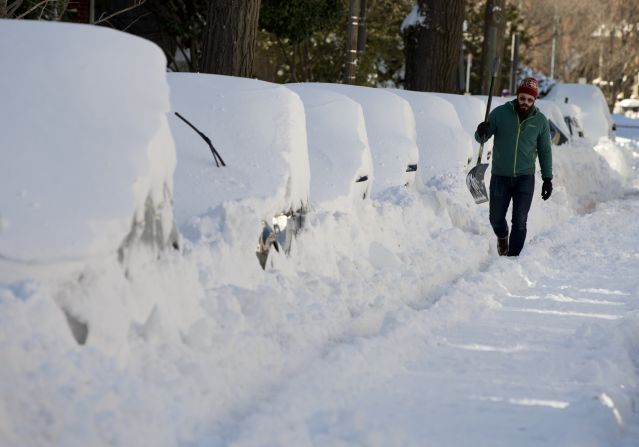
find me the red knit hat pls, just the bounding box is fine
[517,77,539,98]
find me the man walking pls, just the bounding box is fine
[475,77,553,256]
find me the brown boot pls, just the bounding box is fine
[497,236,509,256]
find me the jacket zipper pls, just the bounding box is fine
[513,111,533,176]
[514,122,520,176]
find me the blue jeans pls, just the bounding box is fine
[489,175,535,256]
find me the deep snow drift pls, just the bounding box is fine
[1,21,639,447]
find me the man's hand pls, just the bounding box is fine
[541,178,553,200]
[476,122,491,143]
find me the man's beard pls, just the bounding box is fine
[515,100,532,118]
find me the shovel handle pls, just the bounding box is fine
[476,56,500,166]
[476,143,484,166]
[484,56,500,122]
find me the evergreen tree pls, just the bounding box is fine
[255,0,412,86]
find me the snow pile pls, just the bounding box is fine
[549,140,629,213]
[1,20,639,447]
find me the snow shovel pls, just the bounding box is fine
[466,57,500,204]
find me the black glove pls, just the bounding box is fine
[541,178,553,200]
[476,121,491,143]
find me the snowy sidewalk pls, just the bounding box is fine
[224,196,639,447]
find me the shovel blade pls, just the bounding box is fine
[466,163,489,204]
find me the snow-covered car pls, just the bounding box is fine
[167,73,311,270]
[550,99,585,139]
[616,98,639,116]
[0,20,180,345]
[544,83,615,142]
[306,83,419,197]
[534,99,571,145]
[389,90,474,187]
[0,21,177,270]
[286,84,373,212]
[432,93,489,165]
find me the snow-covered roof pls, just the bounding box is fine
[286,84,373,212]
[0,20,175,267]
[619,98,639,108]
[167,73,310,228]
[432,93,487,137]
[473,95,511,113]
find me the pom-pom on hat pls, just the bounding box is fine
[517,77,539,98]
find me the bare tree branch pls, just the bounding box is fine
[15,0,51,19]
[7,0,25,16]
[121,10,151,32]
[94,0,146,25]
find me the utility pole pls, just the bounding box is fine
[465,53,472,94]
[550,15,558,78]
[344,0,361,84]
[481,0,505,94]
[509,32,520,93]
[357,0,367,55]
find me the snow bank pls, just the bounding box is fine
[545,141,629,213]
[286,84,373,212]
[308,83,419,197]
[0,20,176,270]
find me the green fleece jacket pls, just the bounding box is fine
[474,100,553,179]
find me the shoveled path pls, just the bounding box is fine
[223,196,639,447]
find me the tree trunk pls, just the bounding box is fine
[200,0,261,76]
[480,0,506,95]
[404,0,465,93]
